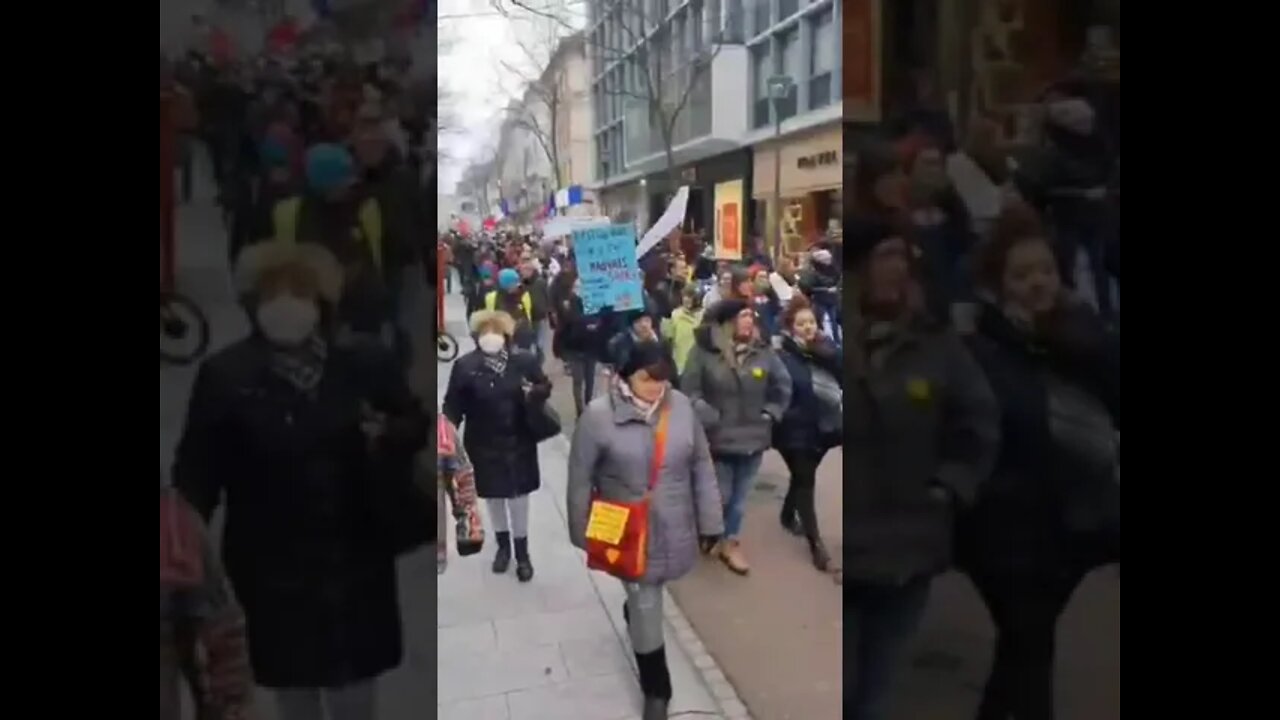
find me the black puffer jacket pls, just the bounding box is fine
[773,334,843,452]
[957,301,1120,575]
[174,337,428,688]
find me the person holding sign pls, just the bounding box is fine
[567,340,724,720]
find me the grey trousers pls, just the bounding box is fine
[275,679,377,720]
[622,582,666,654]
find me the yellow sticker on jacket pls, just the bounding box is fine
[751,367,765,379]
[586,501,631,546]
[906,377,932,402]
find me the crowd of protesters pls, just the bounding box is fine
[161,44,439,720]
[844,74,1121,719]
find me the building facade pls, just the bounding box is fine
[587,0,752,232]
[741,0,843,251]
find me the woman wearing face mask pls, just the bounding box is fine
[956,202,1120,720]
[773,295,843,572]
[443,310,552,582]
[681,300,792,575]
[174,241,430,720]
[842,219,999,720]
[661,284,703,375]
[552,270,607,417]
[567,340,724,720]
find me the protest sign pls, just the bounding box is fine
[572,224,643,314]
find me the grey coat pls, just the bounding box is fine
[567,386,724,585]
[679,325,793,457]
[845,318,1001,585]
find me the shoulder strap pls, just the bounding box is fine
[647,405,672,493]
[272,197,303,244]
[357,198,383,272]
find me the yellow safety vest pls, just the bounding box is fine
[484,290,532,321]
[271,196,384,272]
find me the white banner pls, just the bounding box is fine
[636,186,689,259]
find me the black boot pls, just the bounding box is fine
[779,493,803,537]
[808,537,831,572]
[623,601,630,626]
[635,646,673,720]
[513,537,534,582]
[491,531,511,574]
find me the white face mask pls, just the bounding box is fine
[256,295,319,346]
[477,332,505,355]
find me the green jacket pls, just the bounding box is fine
[662,307,703,374]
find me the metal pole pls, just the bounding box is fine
[772,108,783,265]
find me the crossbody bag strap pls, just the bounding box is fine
[647,405,672,494]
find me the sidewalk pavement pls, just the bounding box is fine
[436,292,743,720]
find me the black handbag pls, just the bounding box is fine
[524,400,562,443]
[368,445,436,556]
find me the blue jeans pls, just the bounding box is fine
[845,576,933,720]
[713,453,764,539]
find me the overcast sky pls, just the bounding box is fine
[437,0,585,195]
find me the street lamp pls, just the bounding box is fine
[767,74,794,264]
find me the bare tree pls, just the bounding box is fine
[496,36,569,189]
[496,0,724,193]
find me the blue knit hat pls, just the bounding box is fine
[305,143,355,194]
[497,268,521,291]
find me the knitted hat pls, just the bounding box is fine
[704,298,750,326]
[304,143,355,194]
[497,268,521,291]
[618,339,673,381]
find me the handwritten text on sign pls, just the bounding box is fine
[572,224,643,314]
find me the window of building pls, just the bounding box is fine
[778,0,798,21]
[776,28,799,121]
[692,1,704,52]
[752,0,770,38]
[752,44,770,128]
[808,7,834,109]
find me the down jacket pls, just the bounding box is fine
[567,386,724,585]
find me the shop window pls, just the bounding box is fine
[776,29,800,121]
[808,7,834,110]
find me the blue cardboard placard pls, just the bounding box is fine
[572,224,643,314]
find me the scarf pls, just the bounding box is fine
[269,334,328,393]
[483,347,509,375]
[615,375,666,421]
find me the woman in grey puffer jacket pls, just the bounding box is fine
[567,340,724,720]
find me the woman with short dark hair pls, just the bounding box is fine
[958,201,1120,720]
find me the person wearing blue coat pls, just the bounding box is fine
[773,295,843,572]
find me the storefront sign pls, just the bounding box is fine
[572,224,643,314]
[797,151,839,170]
[714,180,744,261]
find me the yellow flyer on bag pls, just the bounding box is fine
[585,501,631,546]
